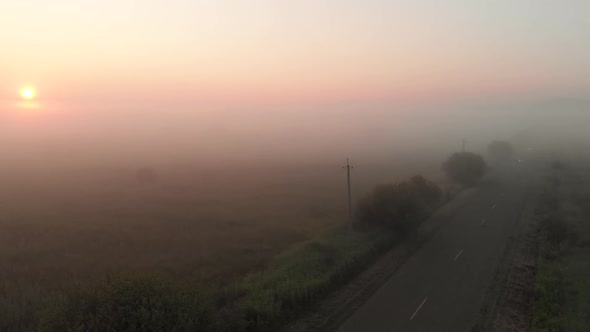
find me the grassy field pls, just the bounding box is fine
[0,160,441,330]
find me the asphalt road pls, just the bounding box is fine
[337,165,534,332]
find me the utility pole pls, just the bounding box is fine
[343,158,353,228]
[462,138,466,153]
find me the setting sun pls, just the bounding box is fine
[20,87,36,100]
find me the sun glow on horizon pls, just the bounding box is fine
[20,87,36,100]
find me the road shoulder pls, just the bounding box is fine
[472,184,539,331]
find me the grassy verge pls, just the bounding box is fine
[562,247,590,331]
[532,168,590,332]
[233,226,397,331]
[531,172,567,331]
[560,171,590,331]
[532,230,565,331]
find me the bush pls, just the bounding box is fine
[355,175,442,231]
[442,152,487,186]
[39,273,212,332]
[409,175,443,206]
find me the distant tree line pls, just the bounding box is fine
[356,145,495,232]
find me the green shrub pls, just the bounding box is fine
[442,152,487,186]
[409,175,443,207]
[355,175,441,231]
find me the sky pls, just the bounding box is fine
[1,0,589,106]
[1,1,589,167]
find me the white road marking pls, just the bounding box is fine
[410,297,428,320]
[491,203,497,209]
[454,249,463,261]
[481,218,486,225]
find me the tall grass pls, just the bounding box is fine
[531,171,568,331]
[532,236,565,331]
[39,273,213,332]
[40,226,397,332]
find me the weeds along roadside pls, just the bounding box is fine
[531,163,583,332]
